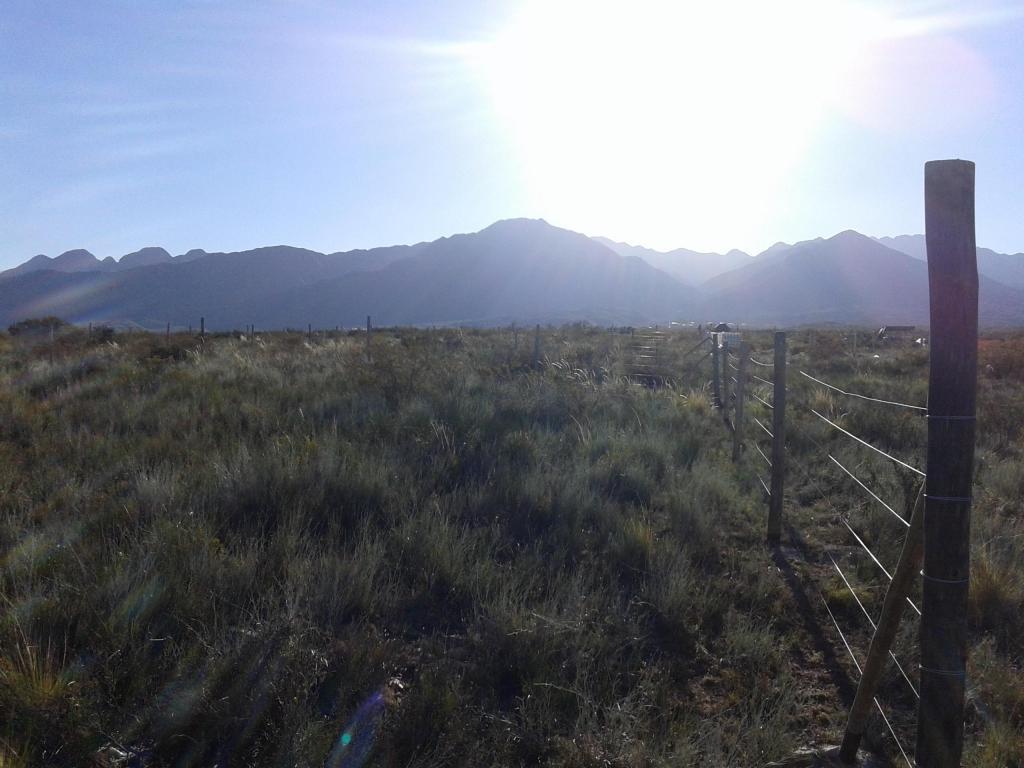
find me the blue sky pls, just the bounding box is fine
[2,0,1023,269]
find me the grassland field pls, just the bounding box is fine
[1,324,1021,767]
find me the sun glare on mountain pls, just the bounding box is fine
[466,0,875,249]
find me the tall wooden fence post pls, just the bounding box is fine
[916,158,978,768]
[166,322,170,340]
[732,342,748,462]
[200,316,205,337]
[711,336,721,408]
[533,324,541,369]
[767,331,786,544]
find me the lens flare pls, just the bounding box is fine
[325,685,392,768]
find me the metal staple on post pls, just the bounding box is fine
[916,158,978,768]
[767,331,786,544]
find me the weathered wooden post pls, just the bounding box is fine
[732,343,748,461]
[767,331,786,544]
[916,159,978,768]
[840,489,924,763]
[366,315,372,361]
[166,322,170,340]
[533,324,541,369]
[308,323,312,342]
[711,335,721,408]
[200,316,205,337]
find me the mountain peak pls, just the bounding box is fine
[481,217,551,233]
[120,246,172,268]
[829,229,871,243]
[55,248,97,261]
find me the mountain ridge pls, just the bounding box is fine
[1,220,1021,329]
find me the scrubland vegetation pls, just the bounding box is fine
[0,325,1021,766]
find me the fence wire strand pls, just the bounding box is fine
[828,455,911,528]
[827,554,920,699]
[800,370,927,413]
[843,520,894,581]
[821,597,915,768]
[753,440,772,469]
[809,408,925,477]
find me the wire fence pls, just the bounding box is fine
[713,332,930,766]
[690,161,980,767]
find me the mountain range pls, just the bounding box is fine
[1,219,1021,329]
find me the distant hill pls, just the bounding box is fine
[875,234,1024,290]
[593,237,751,285]
[1,245,219,281]
[0,220,696,329]
[0,249,107,280]
[0,242,427,328]
[1,223,1021,329]
[700,231,1024,326]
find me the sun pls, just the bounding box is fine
[467,0,876,250]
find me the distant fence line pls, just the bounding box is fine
[704,160,977,767]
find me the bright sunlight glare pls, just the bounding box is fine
[466,0,879,251]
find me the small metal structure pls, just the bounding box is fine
[876,325,915,343]
[626,327,669,386]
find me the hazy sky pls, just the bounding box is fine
[2,0,1023,268]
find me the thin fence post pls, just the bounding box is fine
[533,324,541,369]
[166,322,170,340]
[767,331,786,544]
[200,316,205,337]
[722,340,732,421]
[711,336,721,408]
[916,158,978,768]
[308,323,312,342]
[732,342,748,462]
[366,315,372,361]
